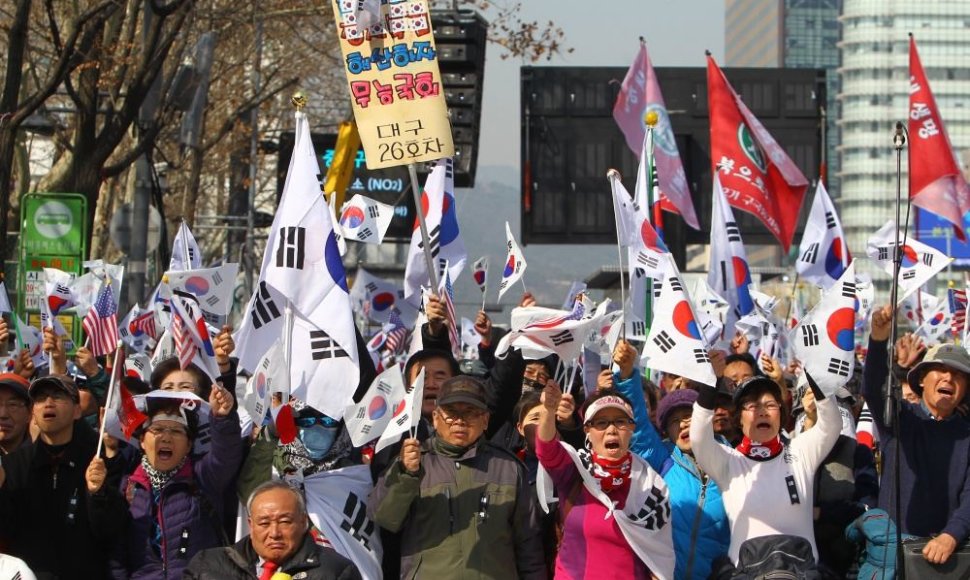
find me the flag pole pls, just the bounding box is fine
[407,163,439,290]
[96,341,124,458]
[180,219,191,268]
[282,301,294,403]
[785,272,800,329]
[607,169,628,341]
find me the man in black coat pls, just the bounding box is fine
[185,480,360,580]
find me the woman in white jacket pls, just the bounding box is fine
[689,373,841,565]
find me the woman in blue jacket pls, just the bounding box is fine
[611,341,730,579]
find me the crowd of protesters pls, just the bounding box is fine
[1,290,969,580]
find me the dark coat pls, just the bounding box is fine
[183,533,362,580]
[106,411,244,580]
[0,420,123,580]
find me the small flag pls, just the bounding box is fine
[498,222,527,301]
[866,221,952,303]
[345,365,407,447]
[170,221,203,271]
[375,368,424,454]
[338,194,395,244]
[472,257,488,293]
[795,181,850,289]
[82,283,120,357]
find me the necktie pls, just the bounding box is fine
[259,560,279,580]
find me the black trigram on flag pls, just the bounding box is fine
[418,224,442,259]
[841,281,856,299]
[205,295,219,307]
[653,330,676,353]
[310,330,349,360]
[693,348,710,364]
[633,267,646,279]
[825,211,836,229]
[902,270,916,281]
[923,253,934,267]
[341,494,377,551]
[550,330,573,346]
[275,226,306,269]
[802,324,819,347]
[726,221,741,243]
[670,277,684,293]
[356,227,374,240]
[360,423,372,435]
[877,247,890,261]
[252,282,281,329]
[367,205,380,219]
[632,485,670,530]
[637,251,659,270]
[801,242,819,265]
[827,357,851,377]
[212,271,223,285]
[653,280,663,299]
[629,320,647,337]
[365,282,378,293]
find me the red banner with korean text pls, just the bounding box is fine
[706,55,808,252]
[909,34,970,241]
[332,0,454,169]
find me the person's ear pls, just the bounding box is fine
[72,404,82,420]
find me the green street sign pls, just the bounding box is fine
[22,194,86,256]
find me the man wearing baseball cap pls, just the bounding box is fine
[0,374,115,578]
[370,376,545,579]
[0,373,31,455]
[864,305,970,565]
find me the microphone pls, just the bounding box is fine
[893,121,906,149]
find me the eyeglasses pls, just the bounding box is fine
[586,418,635,431]
[740,401,781,413]
[147,425,189,438]
[295,416,339,429]
[666,415,691,428]
[32,391,74,403]
[0,400,28,411]
[437,408,486,424]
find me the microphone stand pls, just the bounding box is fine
[883,121,909,579]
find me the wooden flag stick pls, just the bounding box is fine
[96,341,125,458]
[407,163,439,290]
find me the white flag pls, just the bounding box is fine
[494,300,596,364]
[124,353,153,383]
[460,317,482,359]
[707,175,755,333]
[692,278,729,346]
[243,340,288,425]
[642,257,717,387]
[0,281,11,313]
[795,182,849,289]
[170,221,203,272]
[338,194,394,244]
[151,329,176,368]
[165,263,239,323]
[791,262,857,396]
[854,274,875,331]
[345,365,406,447]
[866,221,952,304]
[403,158,467,306]
[375,368,424,454]
[498,221,527,301]
[303,465,383,580]
[609,169,639,247]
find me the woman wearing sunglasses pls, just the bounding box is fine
[536,382,675,579]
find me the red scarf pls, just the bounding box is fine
[591,452,632,497]
[736,435,783,460]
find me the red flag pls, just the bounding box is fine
[118,382,148,439]
[909,35,970,241]
[613,42,700,230]
[706,55,809,252]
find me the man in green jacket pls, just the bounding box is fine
[369,375,546,579]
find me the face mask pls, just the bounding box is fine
[299,424,338,460]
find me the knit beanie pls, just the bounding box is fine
[656,388,699,430]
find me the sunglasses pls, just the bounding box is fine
[295,415,339,429]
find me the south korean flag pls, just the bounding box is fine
[338,194,395,244]
[795,182,849,289]
[790,262,857,396]
[641,256,716,387]
[866,220,952,303]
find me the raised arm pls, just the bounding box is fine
[689,384,734,488]
[612,341,668,472]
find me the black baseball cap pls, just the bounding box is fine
[29,374,81,404]
[436,376,489,411]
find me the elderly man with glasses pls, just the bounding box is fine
[369,375,546,579]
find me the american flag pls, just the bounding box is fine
[171,310,195,371]
[383,309,409,355]
[949,287,967,337]
[129,310,159,340]
[440,271,462,361]
[82,283,119,356]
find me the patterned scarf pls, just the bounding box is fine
[275,426,354,476]
[141,454,187,491]
[736,435,784,460]
[579,448,633,497]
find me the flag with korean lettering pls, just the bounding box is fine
[350,267,415,326]
[169,291,222,382]
[707,54,808,252]
[82,281,120,357]
[915,297,951,346]
[243,340,288,425]
[866,220,952,303]
[339,194,395,244]
[909,35,970,241]
[642,259,717,387]
[796,182,850,289]
[345,364,406,446]
[791,262,857,396]
[613,42,699,229]
[235,111,360,419]
[708,175,755,335]
[165,263,239,326]
[170,221,203,271]
[498,221,527,301]
[375,368,424,454]
[403,158,466,305]
[303,464,383,580]
[472,256,488,294]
